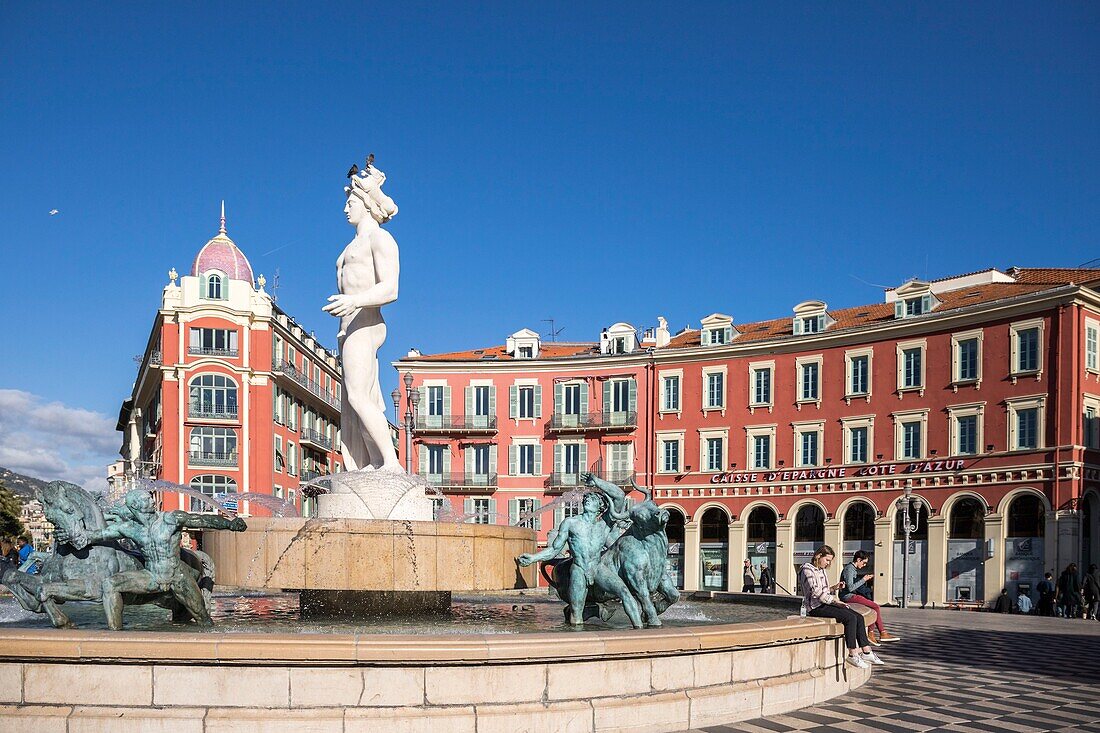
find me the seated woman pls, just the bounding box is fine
[839,550,899,644]
[800,545,884,669]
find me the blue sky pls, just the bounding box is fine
[1,3,1098,485]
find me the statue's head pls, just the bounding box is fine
[345,163,398,225]
[124,490,155,515]
[582,491,608,514]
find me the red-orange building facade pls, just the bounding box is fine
[395,268,1100,606]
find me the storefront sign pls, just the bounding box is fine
[709,459,968,484]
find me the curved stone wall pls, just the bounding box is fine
[0,610,872,732]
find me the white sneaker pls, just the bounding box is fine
[846,655,870,669]
[861,651,885,666]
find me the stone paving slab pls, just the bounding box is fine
[693,609,1100,733]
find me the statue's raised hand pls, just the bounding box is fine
[517,553,535,567]
[323,294,362,318]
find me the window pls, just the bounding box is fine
[425,445,445,476]
[189,426,237,466]
[794,423,822,467]
[611,379,631,413]
[801,316,822,334]
[189,328,239,356]
[511,443,540,476]
[848,354,869,396]
[797,358,821,402]
[706,372,724,408]
[1085,396,1100,449]
[426,386,445,416]
[1016,409,1039,449]
[511,497,541,530]
[700,316,736,347]
[188,475,237,512]
[893,409,928,461]
[953,332,982,384]
[1010,320,1044,377]
[563,383,581,415]
[188,374,238,419]
[518,346,533,359]
[749,362,773,407]
[274,435,284,472]
[849,426,868,463]
[510,382,542,420]
[1007,396,1045,451]
[901,422,922,459]
[287,442,297,475]
[612,337,628,354]
[904,297,928,316]
[956,415,978,455]
[662,439,680,473]
[518,386,536,419]
[746,426,776,470]
[705,437,724,472]
[467,497,494,524]
[469,385,493,426]
[561,443,581,475]
[469,444,491,476]
[896,341,926,392]
[1088,320,1100,373]
[204,273,225,300]
[607,443,632,480]
[709,328,729,345]
[662,375,680,412]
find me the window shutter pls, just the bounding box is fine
[895,301,904,319]
[628,379,638,415]
[817,315,825,332]
[509,498,519,526]
[489,386,497,417]
[579,442,588,472]
[509,445,518,476]
[793,319,802,335]
[488,499,497,524]
[921,294,932,313]
[554,383,563,417]
[443,386,452,419]
[579,382,589,412]
[489,444,498,476]
[534,444,543,475]
[533,504,542,531]
[442,447,451,478]
[554,443,563,474]
[509,385,518,419]
[189,328,200,349]
[230,331,239,351]
[533,385,543,418]
[465,386,474,418]
[465,447,474,476]
[419,445,427,476]
[701,329,710,346]
[199,275,207,298]
[463,498,474,523]
[724,326,733,343]
[602,381,611,414]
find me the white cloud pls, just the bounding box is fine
[0,389,118,491]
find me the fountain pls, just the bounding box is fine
[0,158,872,731]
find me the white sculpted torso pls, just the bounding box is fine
[335,232,388,339]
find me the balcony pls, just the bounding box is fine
[189,346,239,358]
[300,428,334,451]
[414,414,498,434]
[300,469,329,482]
[274,361,340,410]
[546,469,636,493]
[423,472,499,492]
[188,405,239,421]
[188,451,238,467]
[546,411,637,433]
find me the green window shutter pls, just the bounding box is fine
[489,386,497,417]
[534,504,542,532]
[895,301,905,319]
[488,499,497,524]
[509,499,519,526]
[465,447,474,475]
[489,444,498,475]
[554,383,563,417]
[554,443,563,474]
[442,447,451,477]
[463,498,474,523]
[465,387,474,418]
[701,329,710,346]
[533,385,543,418]
[921,294,932,313]
[509,385,518,419]
[816,315,825,332]
[579,382,589,412]
[793,318,802,335]
[628,379,638,414]
[554,506,565,530]
[418,445,427,476]
[509,445,518,476]
[579,442,588,472]
[199,275,207,298]
[534,444,543,475]
[602,381,611,414]
[443,386,452,419]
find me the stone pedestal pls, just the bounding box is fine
[316,468,434,521]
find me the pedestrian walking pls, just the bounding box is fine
[741,559,757,593]
[1083,564,1100,621]
[759,563,773,594]
[1057,564,1084,619]
[1037,572,1056,616]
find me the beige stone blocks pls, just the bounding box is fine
[548,658,651,700]
[426,663,547,705]
[477,700,593,733]
[345,705,477,733]
[760,670,818,717]
[68,706,204,733]
[592,690,691,733]
[360,667,425,706]
[152,665,289,708]
[0,663,22,704]
[687,681,764,728]
[24,664,151,707]
[205,708,344,733]
[0,704,69,733]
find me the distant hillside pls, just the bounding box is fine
[0,467,49,499]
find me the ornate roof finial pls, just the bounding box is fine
[257,273,266,290]
[219,200,227,236]
[168,267,178,284]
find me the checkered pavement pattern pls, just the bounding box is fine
[691,610,1100,733]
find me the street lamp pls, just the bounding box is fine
[394,373,419,474]
[896,485,919,608]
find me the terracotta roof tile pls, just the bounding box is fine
[409,342,597,362]
[1009,268,1100,285]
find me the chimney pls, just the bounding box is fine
[655,316,671,348]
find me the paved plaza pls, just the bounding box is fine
[699,609,1100,733]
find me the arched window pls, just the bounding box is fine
[665,508,685,546]
[1007,494,1045,537]
[747,506,777,544]
[843,502,876,542]
[700,508,729,544]
[188,427,238,466]
[795,505,825,544]
[949,497,985,539]
[188,374,238,419]
[189,474,237,512]
[205,273,225,300]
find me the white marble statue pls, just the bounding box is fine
[323,162,402,472]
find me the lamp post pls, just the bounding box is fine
[897,485,919,608]
[393,373,419,474]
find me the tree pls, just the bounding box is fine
[0,482,25,538]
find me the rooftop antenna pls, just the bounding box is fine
[271,268,281,303]
[542,318,565,342]
[219,200,227,235]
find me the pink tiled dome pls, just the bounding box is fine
[190,232,254,284]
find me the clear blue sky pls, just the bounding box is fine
[0,3,1098,482]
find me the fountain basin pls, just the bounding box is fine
[0,596,874,732]
[203,517,538,615]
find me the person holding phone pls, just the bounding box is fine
[799,545,883,669]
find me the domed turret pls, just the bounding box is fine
[190,202,254,284]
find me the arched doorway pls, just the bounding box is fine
[793,505,825,591]
[746,506,777,592]
[842,502,877,582]
[665,508,686,589]
[700,508,729,591]
[892,500,929,605]
[947,497,986,602]
[1005,493,1046,602]
[1083,491,1100,571]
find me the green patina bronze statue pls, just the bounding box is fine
[57,489,246,630]
[519,474,680,629]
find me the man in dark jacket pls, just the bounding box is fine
[1037,572,1056,616]
[1083,564,1100,621]
[1057,564,1084,618]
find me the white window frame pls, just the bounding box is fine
[656,430,685,474]
[841,415,875,465]
[745,425,777,471]
[947,403,985,457]
[510,437,542,477]
[795,355,822,409]
[511,378,541,422]
[659,369,683,416]
[892,408,929,461]
[844,348,873,405]
[1006,394,1046,451]
[1087,318,1100,376]
[792,420,824,468]
[1084,394,1100,450]
[701,365,728,415]
[748,360,775,414]
[698,428,729,473]
[951,329,984,391]
[895,339,927,397]
[1009,319,1044,383]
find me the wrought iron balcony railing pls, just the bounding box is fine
[300,428,334,451]
[546,411,638,432]
[300,469,329,482]
[188,405,239,420]
[413,414,498,433]
[423,472,499,490]
[274,361,340,410]
[188,451,238,467]
[546,469,636,491]
[188,346,239,357]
